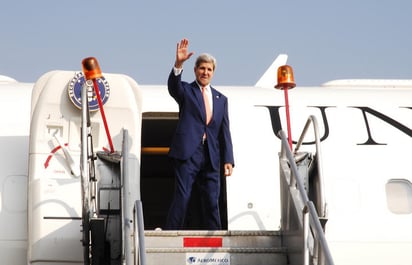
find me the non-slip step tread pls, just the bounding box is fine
[146,247,287,253]
[144,230,281,237]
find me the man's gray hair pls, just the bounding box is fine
[195,53,216,70]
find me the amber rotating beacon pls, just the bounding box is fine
[82,57,115,153]
[275,65,296,150]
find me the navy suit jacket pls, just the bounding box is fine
[167,69,234,170]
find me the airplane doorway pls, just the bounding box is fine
[140,112,228,230]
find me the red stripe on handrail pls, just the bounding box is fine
[92,79,114,153]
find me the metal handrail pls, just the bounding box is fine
[279,128,334,265]
[134,200,147,265]
[294,115,326,217]
[306,201,334,265]
[122,129,147,265]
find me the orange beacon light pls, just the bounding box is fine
[82,57,103,80]
[81,57,115,153]
[275,65,296,150]
[275,65,296,89]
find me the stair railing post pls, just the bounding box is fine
[303,205,310,265]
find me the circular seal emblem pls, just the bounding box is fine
[67,72,110,111]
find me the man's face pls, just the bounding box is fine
[194,62,214,87]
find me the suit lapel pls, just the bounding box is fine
[191,82,207,122]
[211,87,221,123]
[191,82,222,124]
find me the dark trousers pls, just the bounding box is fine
[165,142,221,230]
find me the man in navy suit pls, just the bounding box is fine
[165,38,234,230]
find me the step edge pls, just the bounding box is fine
[144,230,281,237]
[145,247,288,253]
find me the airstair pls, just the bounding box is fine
[144,230,287,265]
[27,63,334,264]
[139,115,334,265]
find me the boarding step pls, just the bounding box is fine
[144,230,288,265]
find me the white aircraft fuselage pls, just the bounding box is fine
[0,60,412,265]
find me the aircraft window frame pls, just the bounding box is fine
[385,178,412,214]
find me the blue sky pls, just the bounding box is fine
[1,1,412,86]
